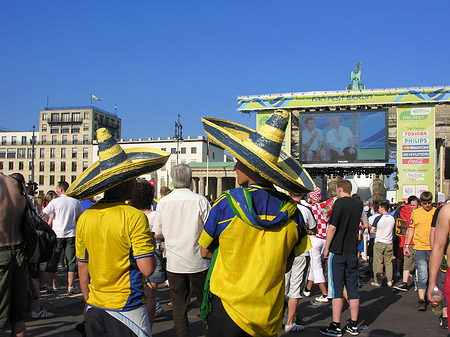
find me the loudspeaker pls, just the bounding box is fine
[445,148,450,179]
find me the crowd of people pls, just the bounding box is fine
[1,109,450,337]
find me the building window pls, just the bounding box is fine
[84,112,90,119]
[61,127,69,134]
[72,162,77,172]
[42,124,47,132]
[83,161,88,170]
[50,148,55,158]
[60,175,65,182]
[61,148,66,158]
[1,136,6,145]
[181,147,186,154]
[72,127,80,133]
[8,162,13,170]
[213,152,215,159]
[21,136,27,145]
[61,161,66,172]
[83,135,89,144]
[62,113,70,122]
[72,148,77,158]
[52,135,57,144]
[161,148,166,152]
[83,123,89,131]
[39,162,44,172]
[7,149,16,159]
[0,162,3,169]
[50,175,55,186]
[71,175,77,183]
[41,135,46,144]
[51,113,59,122]
[11,136,16,145]
[83,148,88,158]
[50,128,59,134]
[40,148,45,158]
[73,135,78,144]
[191,147,197,154]
[17,148,25,159]
[72,112,81,122]
[0,149,5,158]
[39,175,44,185]
[19,162,24,170]
[62,135,67,144]
[50,162,55,172]
[171,148,176,154]
[42,113,48,121]
[28,162,32,170]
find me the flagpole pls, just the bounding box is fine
[206,137,209,198]
[90,94,93,108]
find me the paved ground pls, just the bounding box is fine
[13,262,450,336]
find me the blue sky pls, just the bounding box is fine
[1,1,449,139]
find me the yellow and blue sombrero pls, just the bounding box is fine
[66,128,170,199]
[202,109,315,193]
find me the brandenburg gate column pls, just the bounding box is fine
[199,177,205,196]
[217,177,223,195]
[192,177,198,194]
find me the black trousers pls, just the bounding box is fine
[166,270,208,337]
[206,296,251,337]
[86,308,137,337]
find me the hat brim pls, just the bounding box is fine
[66,147,170,199]
[202,118,315,193]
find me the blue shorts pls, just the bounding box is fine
[328,253,359,300]
[148,248,165,284]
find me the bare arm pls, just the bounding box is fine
[201,246,212,259]
[78,261,90,303]
[136,256,157,278]
[323,224,337,259]
[403,227,415,256]
[427,205,450,305]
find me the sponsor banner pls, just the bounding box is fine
[238,88,450,111]
[397,106,435,201]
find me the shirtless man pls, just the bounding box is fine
[428,203,450,330]
[0,172,27,337]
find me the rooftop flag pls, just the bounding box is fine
[92,94,101,101]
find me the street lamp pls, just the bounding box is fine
[31,125,36,184]
[174,114,183,165]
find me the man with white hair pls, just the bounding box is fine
[154,164,211,337]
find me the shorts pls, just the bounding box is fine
[414,249,431,290]
[328,253,359,300]
[148,248,166,284]
[0,245,28,329]
[285,254,308,298]
[46,237,77,273]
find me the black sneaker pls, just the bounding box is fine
[418,299,426,311]
[344,323,360,336]
[440,315,448,329]
[393,282,408,292]
[320,323,342,337]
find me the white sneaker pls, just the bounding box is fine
[371,282,382,287]
[285,323,305,332]
[31,309,55,319]
[302,288,311,297]
[315,294,329,303]
[387,281,393,287]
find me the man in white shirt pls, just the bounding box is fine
[326,116,356,161]
[43,181,84,295]
[154,164,210,337]
[284,191,317,332]
[302,117,326,161]
[370,201,395,287]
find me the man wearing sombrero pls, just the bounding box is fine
[198,109,314,336]
[67,128,170,337]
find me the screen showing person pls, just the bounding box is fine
[302,117,326,161]
[326,116,357,161]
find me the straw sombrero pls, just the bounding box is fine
[202,109,315,193]
[66,128,170,199]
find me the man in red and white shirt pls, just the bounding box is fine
[303,187,330,303]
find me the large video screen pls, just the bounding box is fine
[299,109,388,164]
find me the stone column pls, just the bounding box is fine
[217,177,223,196]
[199,177,205,196]
[192,177,198,194]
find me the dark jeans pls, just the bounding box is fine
[206,295,251,337]
[167,269,208,337]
